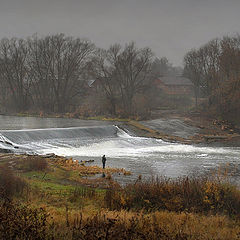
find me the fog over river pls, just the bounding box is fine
[0,115,240,184]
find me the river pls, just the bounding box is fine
[0,115,240,184]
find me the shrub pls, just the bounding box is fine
[0,201,52,240]
[65,212,240,240]
[104,176,240,215]
[0,165,27,199]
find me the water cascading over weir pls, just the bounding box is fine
[0,125,119,153]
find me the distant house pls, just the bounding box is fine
[155,76,194,95]
[85,79,101,93]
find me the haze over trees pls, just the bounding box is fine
[0,34,95,113]
[0,38,30,112]
[184,35,240,122]
[1,33,239,122]
[92,42,155,116]
[0,34,182,118]
[27,34,95,113]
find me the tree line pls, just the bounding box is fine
[2,33,239,121]
[1,34,179,117]
[0,34,95,113]
[184,35,240,121]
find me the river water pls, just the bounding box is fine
[0,115,240,184]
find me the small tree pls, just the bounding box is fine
[0,38,31,111]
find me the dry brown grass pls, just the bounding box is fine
[1,198,240,240]
[2,200,240,240]
[1,154,240,239]
[104,176,240,215]
[42,210,240,240]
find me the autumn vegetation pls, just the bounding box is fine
[0,154,240,239]
[1,33,240,238]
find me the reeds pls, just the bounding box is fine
[104,176,240,215]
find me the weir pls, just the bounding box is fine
[0,125,119,144]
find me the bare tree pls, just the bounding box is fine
[0,38,31,111]
[27,35,55,112]
[91,47,119,115]
[183,49,202,108]
[93,43,155,116]
[184,39,221,107]
[0,59,8,112]
[28,34,95,113]
[111,42,154,114]
[184,34,240,120]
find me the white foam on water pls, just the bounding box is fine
[0,133,14,145]
[38,135,240,158]
[116,126,131,138]
[197,153,208,158]
[3,124,238,161]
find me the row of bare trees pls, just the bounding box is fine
[0,34,160,116]
[0,34,95,113]
[183,35,240,120]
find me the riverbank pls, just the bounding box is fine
[0,153,131,188]
[1,153,240,239]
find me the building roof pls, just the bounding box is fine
[160,76,193,86]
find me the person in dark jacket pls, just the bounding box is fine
[102,155,106,169]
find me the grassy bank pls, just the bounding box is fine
[0,154,240,239]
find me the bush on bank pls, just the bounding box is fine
[1,202,240,240]
[0,201,51,240]
[0,165,27,199]
[104,176,240,215]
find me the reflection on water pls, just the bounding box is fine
[0,115,240,184]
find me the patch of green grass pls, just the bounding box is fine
[22,169,61,182]
[51,166,70,179]
[29,179,75,192]
[22,171,46,178]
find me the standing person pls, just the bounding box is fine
[102,155,106,169]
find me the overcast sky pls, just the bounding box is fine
[0,0,239,66]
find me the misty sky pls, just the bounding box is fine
[0,0,239,66]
